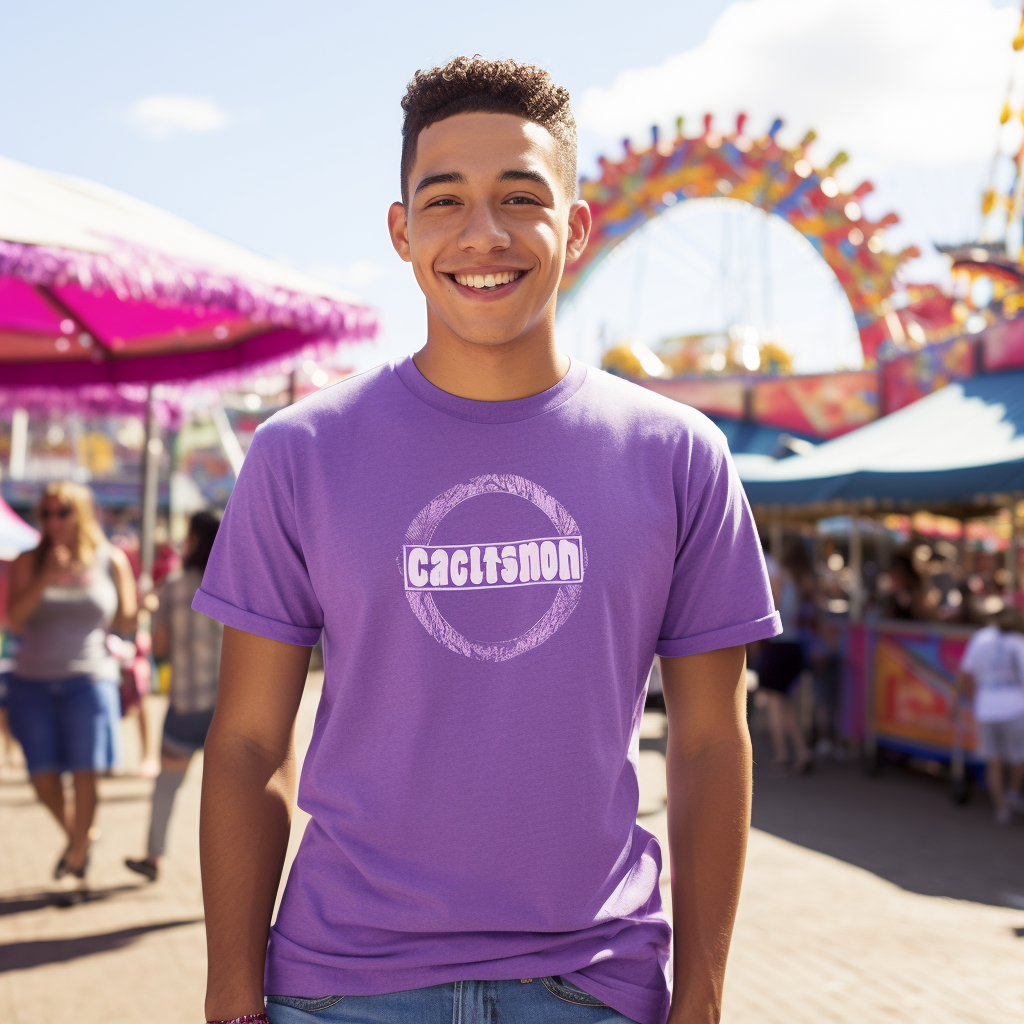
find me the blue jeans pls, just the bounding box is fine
[266,977,638,1023]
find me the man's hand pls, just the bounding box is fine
[201,626,313,1022]
[661,646,751,1024]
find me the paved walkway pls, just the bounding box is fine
[1,678,1022,1023]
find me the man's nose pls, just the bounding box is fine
[458,201,511,252]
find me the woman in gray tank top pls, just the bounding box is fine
[6,481,137,881]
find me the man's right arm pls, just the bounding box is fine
[201,625,313,1021]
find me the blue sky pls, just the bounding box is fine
[3,0,1022,372]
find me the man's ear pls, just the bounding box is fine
[565,200,592,265]
[388,202,412,263]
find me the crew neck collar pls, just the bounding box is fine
[393,354,587,424]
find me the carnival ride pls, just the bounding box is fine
[576,95,1024,443]
[579,14,1024,776]
[571,94,1024,775]
[563,112,918,367]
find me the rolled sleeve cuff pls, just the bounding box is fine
[192,588,322,647]
[656,611,782,658]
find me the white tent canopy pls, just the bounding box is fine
[0,154,359,304]
[737,370,1024,512]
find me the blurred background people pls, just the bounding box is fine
[883,553,930,622]
[761,537,814,773]
[0,564,22,766]
[4,481,137,880]
[956,606,1024,825]
[126,511,222,882]
[109,516,178,777]
[110,626,155,777]
[810,607,844,758]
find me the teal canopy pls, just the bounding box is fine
[735,370,1024,516]
[707,415,815,458]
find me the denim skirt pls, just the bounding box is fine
[6,674,120,775]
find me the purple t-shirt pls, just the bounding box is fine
[194,356,779,1024]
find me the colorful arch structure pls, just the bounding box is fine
[560,114,919,365]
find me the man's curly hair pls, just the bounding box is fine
[400,56,577,206]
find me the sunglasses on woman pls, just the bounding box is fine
[41,507,73,521]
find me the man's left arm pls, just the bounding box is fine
[661,645,751,1024]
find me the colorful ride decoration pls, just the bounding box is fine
[643,377,747,420]
[752,370,878,438]
[981,4,1024,261]
[982,312,1024,371]
[644,318,1024,441]
[644,369,878,439]
[879,335,976,415]
[940,243,1024,329]
[561,113,919,365]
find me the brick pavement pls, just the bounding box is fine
[1,680,1022,1023]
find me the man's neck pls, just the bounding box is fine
[413,322,570,402]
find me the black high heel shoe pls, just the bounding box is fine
[53,840,72,880]
[66,842,92,882]
[124,858,158,882]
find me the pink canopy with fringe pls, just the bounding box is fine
[0,155,378,390]
[0,492,39,560]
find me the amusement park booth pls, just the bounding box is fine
[737,369,1024,784]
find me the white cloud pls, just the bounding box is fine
[577,0,1020,166]
[127,95,229,141]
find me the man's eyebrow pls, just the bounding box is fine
[414,171,467,196]
[498,169,553,190]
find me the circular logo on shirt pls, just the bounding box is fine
[402,474,587,662]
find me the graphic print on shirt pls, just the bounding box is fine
[402,473,587,662]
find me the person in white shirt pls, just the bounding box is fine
[957,607,1024,824]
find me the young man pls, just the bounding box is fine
[196,57,780,1024]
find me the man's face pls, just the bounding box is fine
[389,112,590,349]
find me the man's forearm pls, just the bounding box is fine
[665,727,752,1024]
[200,727,297,1020]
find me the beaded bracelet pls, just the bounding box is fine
[206,1014,269,1024]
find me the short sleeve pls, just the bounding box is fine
[656,434,781,658]
[192,431,323,646]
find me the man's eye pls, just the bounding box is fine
[506,196,539,205]
[427,197,459,208]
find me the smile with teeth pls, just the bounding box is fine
[451,270,524,289]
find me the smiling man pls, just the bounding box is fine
[196,57,780,1024]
